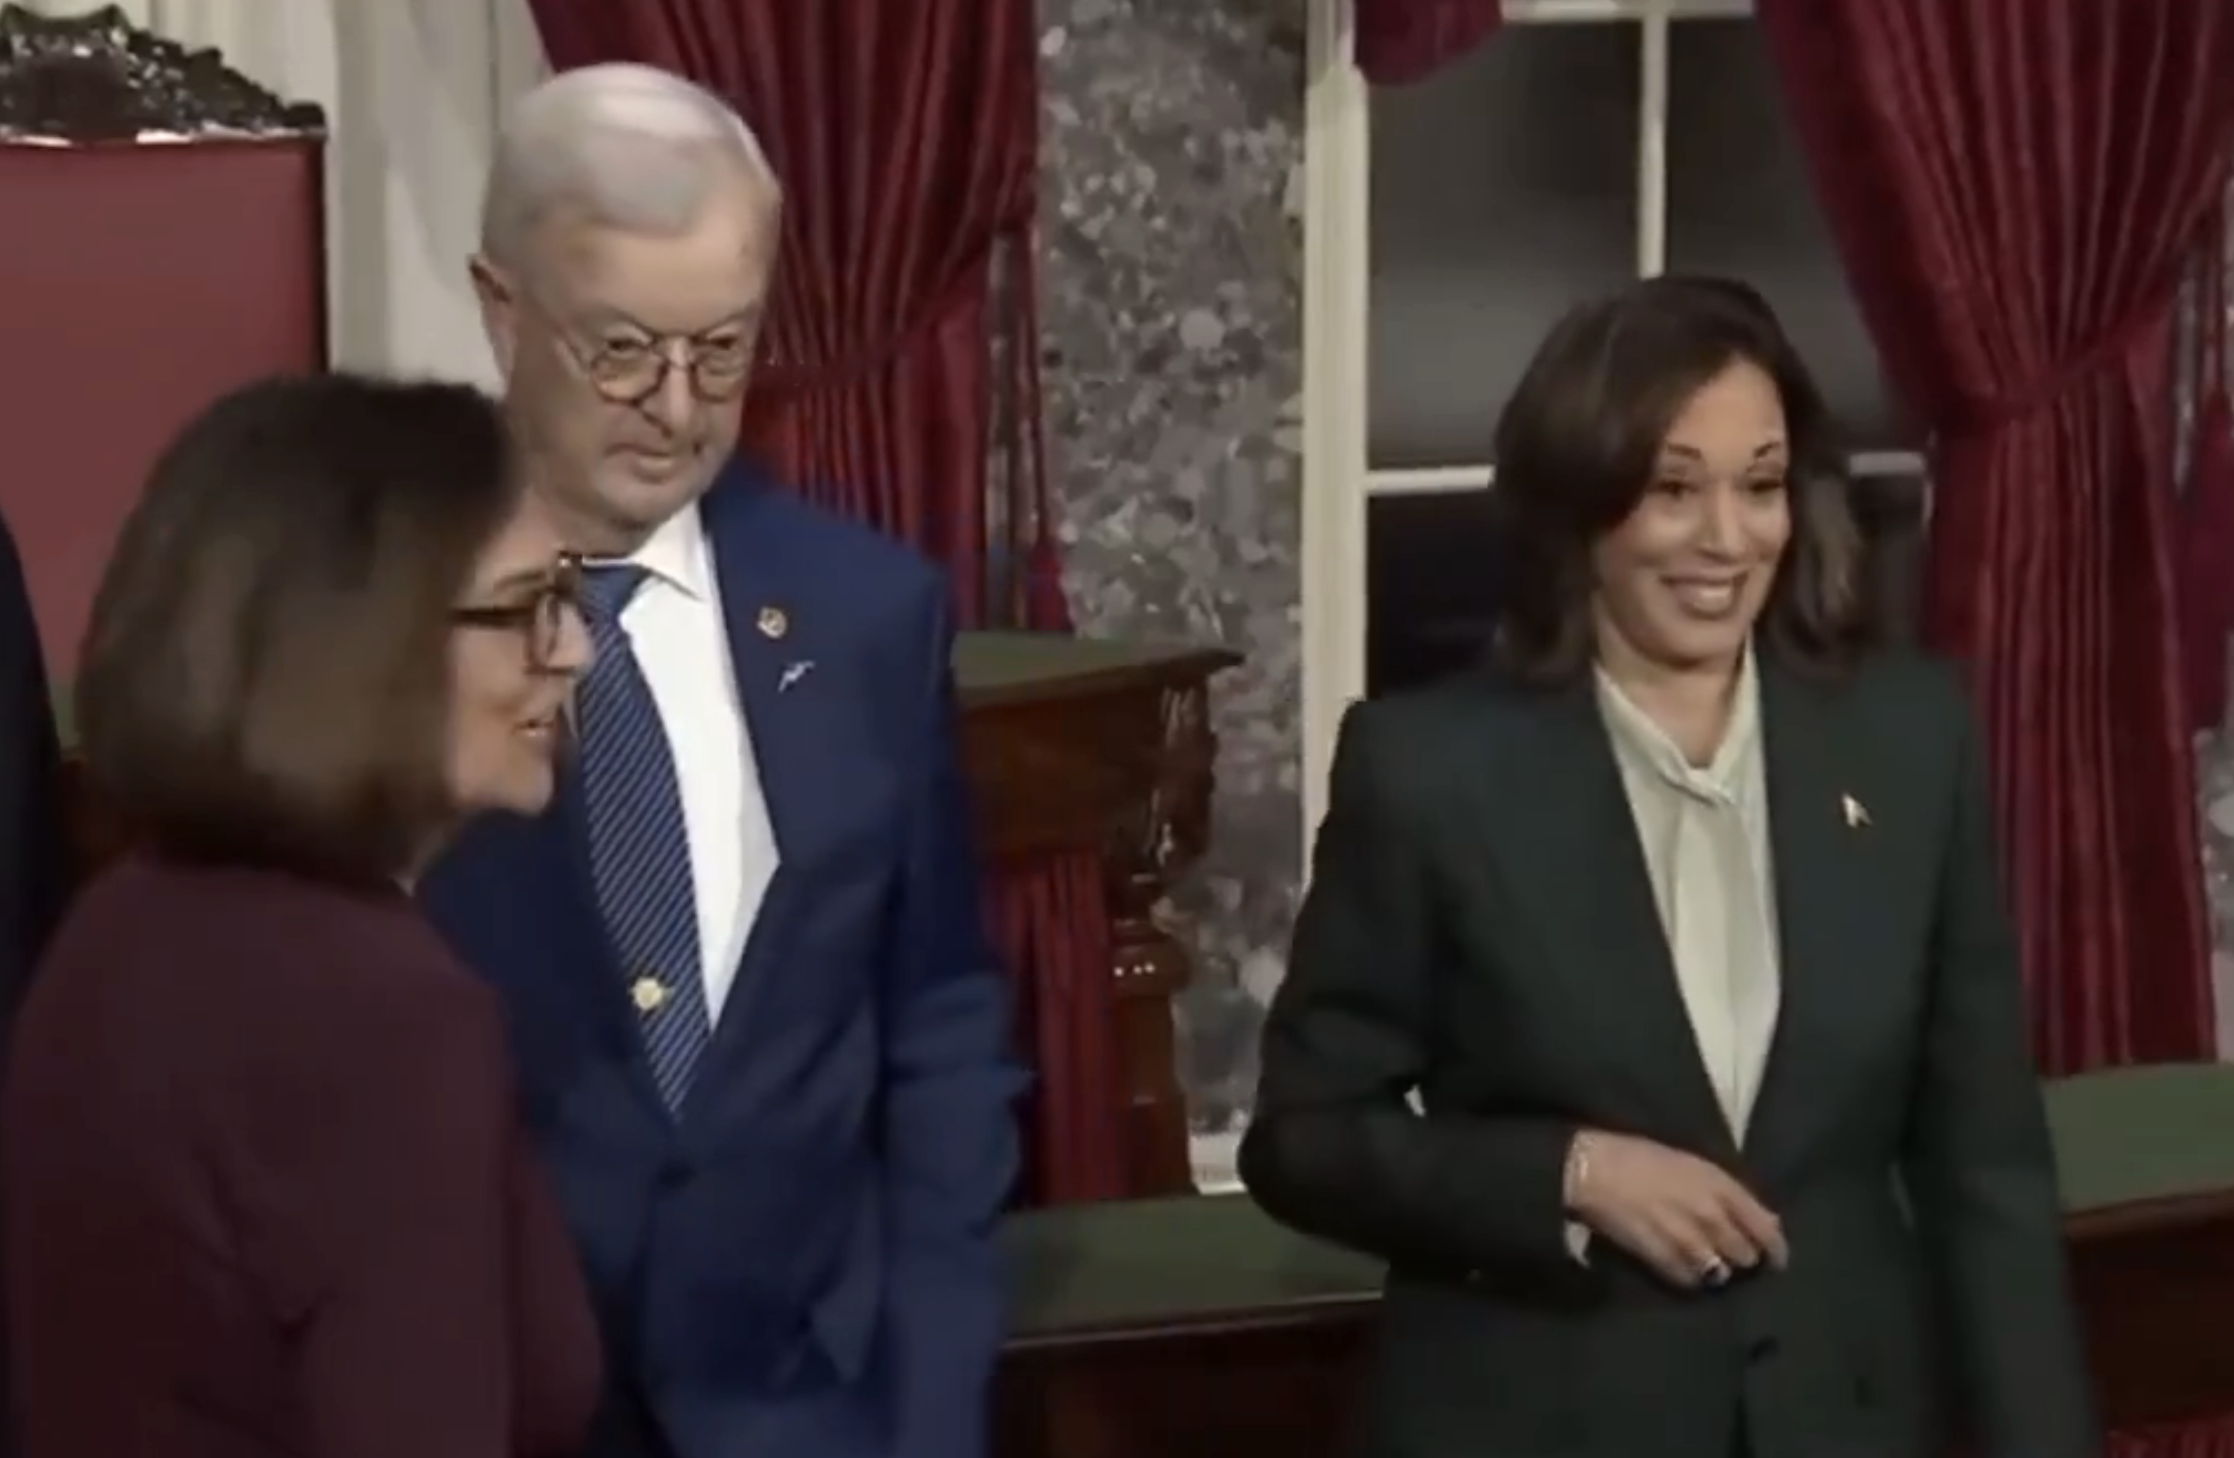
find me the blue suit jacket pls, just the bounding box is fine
[419,460,1023,1458]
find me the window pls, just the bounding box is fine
[1665,19,1915,454]
[1366,25,1639,469]
[1301,0,1928,846]
[1364,488,1507,696]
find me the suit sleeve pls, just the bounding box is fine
[1240,701,1576,1275]
[879,586,1024,1458]
[297,989,520,1458]
[1900,673,2095,1458]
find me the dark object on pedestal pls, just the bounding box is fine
[0,3,327,679]
[994,1066,2234,1458]
[0,4,324,138]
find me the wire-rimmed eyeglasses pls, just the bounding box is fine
[556,328,756,405]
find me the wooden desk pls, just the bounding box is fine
[997,1197,1373,1458]
[60,630,1240,1206]
[956,632,1241,1203]
[996,1067,2234,1458]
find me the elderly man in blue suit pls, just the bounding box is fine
[420,63,1023,1458]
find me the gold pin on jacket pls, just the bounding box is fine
[630,976,668,1013]
[1841,793,1870,829]
[756,605,788,639]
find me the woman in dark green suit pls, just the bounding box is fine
[1242,277,2094,1458]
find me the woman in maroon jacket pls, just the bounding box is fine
[2,374,601,1458]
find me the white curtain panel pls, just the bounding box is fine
[20,0,551,388]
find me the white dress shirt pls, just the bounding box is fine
[612,505,778,1022]
[1595,649,1782,1139]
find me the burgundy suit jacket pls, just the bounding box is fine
[1,856,601,1458]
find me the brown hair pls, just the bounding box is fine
[76,373,519,884]
[1490,275,1876,681]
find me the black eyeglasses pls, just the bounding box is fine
[451,552,584,668]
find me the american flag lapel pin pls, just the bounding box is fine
[1841,793,1870,829]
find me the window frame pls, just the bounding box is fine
[1300,0,1925,853]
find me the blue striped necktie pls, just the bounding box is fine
[577,563,711,1110]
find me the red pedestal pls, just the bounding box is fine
[0,137,325,674]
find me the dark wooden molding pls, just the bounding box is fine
[2064,1185,2234,1242]
[0,3,324,141]
[997,1187,2234,1457]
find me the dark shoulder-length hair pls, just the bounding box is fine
[76,373,520,885]
[1490,275,1876,681]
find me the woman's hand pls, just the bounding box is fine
[1566,1130,1789,1288]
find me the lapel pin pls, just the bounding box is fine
[1841,793,1871,829]
[630,976,669,1013]
[778,659,816,693]
[756,605,788,640]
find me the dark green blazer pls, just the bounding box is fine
[1240,651,2095,1458]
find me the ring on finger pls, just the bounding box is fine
[1697,1255,1731,1287]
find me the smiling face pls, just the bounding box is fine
[443,499,592,817]
[1589,358,1793,678]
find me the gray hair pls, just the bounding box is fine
[480,63,780,269]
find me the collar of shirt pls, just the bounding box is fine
[1594,641,1761,798]
[595,503,713,603]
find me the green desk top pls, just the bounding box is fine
[953,631,1224,690]
[2043,1062,2234,1212]
[1003,1065,2234,1342]
[1004,1194,1379,1341]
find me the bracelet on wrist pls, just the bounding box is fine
[1562,1131,1595,1212]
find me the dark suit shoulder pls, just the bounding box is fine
[723,460,947,610]
[710,462,955,693]
[1838,646,1967,707]
[757,485,944,588]
[52,857,495,1050]
[10,857,512,1299]
[1817,647,1974,758]
[1329,672,1557,827]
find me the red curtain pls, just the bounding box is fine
[1351,0,1503,85]
[988,853,1125,1204]
[2113,1418,2234,1458]
[528,0,1065,630]
[1756,0,2234,1081]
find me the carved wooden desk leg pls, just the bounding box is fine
[1106,682,1222,1197]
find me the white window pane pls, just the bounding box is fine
[1666,19,1918,454]
[1366,488,1506,695]
[1367,25,1641,470]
